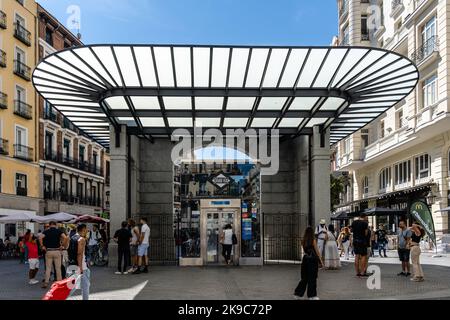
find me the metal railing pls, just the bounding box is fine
[0,138,9,155]
[44,152,103,176]
[14,60,31,81]
[0,11,6,29]
[43,111,57,122]
[14,23,31,46]
[0,49,6,68]
[392,0,403,10]
[14,144,34,162]
[16,187,27,197]
[14,100,33,120]
[411,36,439,64]
[361,33,370,41]
[0,92,7,109]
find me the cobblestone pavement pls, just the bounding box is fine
[1,251,449,300]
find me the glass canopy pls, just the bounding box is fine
[32,45,419,147]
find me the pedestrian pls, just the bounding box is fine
[86,225,102,266]
[133,217,150,274]
[294,227,323,300]
[350,213,369,277]
[127,219,140,273]
[315,219,328,259]
[39,221,68,289]
[324,224,341,269]
[338,227,351,260]
[99,224,109,258]
[364,217,372,274]
[68,225,77,238]
[220,224,234,265]
[397,220,412,277]
[409,222,425,282]
[60,227,69,279]
[114,221,132,275]
[25,234,40,285]
[67,224,90,300]
[370,226,376,257]
[375,224,388,257]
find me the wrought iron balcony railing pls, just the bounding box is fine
[14,144,34,162]
[14,100,33,120]
[43,111,58,122]
[411,36,439,65]
[14,23,31,46]
[0,92,7,109]
[0,49,6,68]
[0,138,9,155]
[44,152,103,176]
[0,11,6,29]
[14,60,31,81]
[392,0,403,10]
[361,33,370,41]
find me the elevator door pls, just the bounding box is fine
[205,211,236,265]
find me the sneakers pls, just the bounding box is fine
[29,279,39,285]
[127,267,135,273]
[411,277,424,282]
[123,271,129,275]
[309,297,320,300]
[114,271,122,275]
[397,272,406,276]
[293,294,303,300]
[405,272,411,277]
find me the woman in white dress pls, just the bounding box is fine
[324,224,341,270]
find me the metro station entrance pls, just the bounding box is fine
[201,199,241,265]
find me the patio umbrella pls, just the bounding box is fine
[331,211,349,221]
[70,215,110,224]
[363,207,407,216]
[0,211,42,224]
[38,212,78,223]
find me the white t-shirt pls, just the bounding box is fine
[131,227,139,245]
[88,230,101,246]
[223,229,233,245]
[140,224,150,245]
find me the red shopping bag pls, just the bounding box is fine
[42,276,78,301]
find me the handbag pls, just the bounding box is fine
[232,234,238,245]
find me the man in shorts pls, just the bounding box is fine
[127,219,140,273]
[25,234,40,285]
[133,217,150,274]
[397,220,412,277]
[351,213,369,277]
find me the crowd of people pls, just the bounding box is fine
[294,213,427,300]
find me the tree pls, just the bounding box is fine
[330,174,346,212]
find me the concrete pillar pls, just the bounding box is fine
[110,125,128,233]
[311,126,331,227]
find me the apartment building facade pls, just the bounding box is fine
[333,0,450,236]
[37,5,110,216]
[0,0,41,238]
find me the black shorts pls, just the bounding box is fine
[398,248,410,262]
[353,241,368,256]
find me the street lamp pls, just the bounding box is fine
[426,190,436,206]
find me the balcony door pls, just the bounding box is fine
[16,47,25,64]
[15,126,27,147]
[45,131,53,159]
[422,16,436,43]
[16,173,27,196]
[15,85,25,103]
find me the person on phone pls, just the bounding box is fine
[294,226,323,300]
[409,222,425,282]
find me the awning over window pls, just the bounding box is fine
[32,45,419,147]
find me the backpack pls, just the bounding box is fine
[68,234,80,266]
[232,234,238,245]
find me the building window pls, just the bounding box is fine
[93,152,98,169]
[362,176,369,196]
[63,139,71,160]
[379,120,385,139]
[45,27,53,46]
[79,145,85,162]
[61,179,69,200]
[45,131,53,159]
[361,129,369,148]
[415,154,430,180]
[44,175,52,199]
[396,109,405,129]
[342,25,349,45]
[15,126,27,147]
[422,74,437,109]
[0,170,2,193]
[16,173,27,196]
[379,167,391,192]
[395,160,411,185]
[343,138,350,154]
[422,16,436,45]
[77,182,83,201]
[448,149,450,175]
[361,15,369,40]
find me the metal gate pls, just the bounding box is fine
[263,213,302,264]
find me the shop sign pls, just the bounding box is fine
[209,172,233,190]
[410,201,436,246]
[242,218,252,241]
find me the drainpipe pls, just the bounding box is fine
[127,133,131,219]
[308,135,313,227]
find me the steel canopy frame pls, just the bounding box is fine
[32,45,419,148]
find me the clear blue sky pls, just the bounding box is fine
[36,0,338,46]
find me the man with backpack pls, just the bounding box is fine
[67,224,90,300]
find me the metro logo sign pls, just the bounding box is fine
[209,172,233,190]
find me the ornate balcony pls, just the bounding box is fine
[14,100,33,120]
[0,138,9,155]
[0,11,6,29]
[14,60,31,81]
[0,92,7,109]
[411,36,439,65]
[14,23,31,46]
[0,49,6,68]
[14,144,34,162]
[391,0,404,18]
